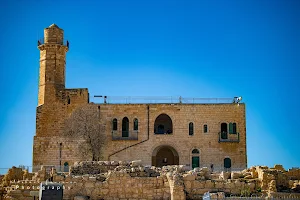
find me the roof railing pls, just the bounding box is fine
[93,96,242,104]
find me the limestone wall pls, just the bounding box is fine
[34,102,247,171]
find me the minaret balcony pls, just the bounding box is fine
[38,37,69,47]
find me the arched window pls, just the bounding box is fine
[122,117,129,137]
[133,118,138,131]
[192,149,200,154]
[189,122,194,135]
[203,124,208,133]
[112,118,118,131]
[229,123,237,134]
[224,158,231,169]
[221,123,227,133]
[221,123,228,139]
[232,123,237,134]
[154,114,173,134]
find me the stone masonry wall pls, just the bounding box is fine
[34,103,247,170]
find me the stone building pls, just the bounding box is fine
[33,24,247,172]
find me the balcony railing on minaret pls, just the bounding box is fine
[37,37,69,48]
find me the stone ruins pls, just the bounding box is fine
[1,162,300,199]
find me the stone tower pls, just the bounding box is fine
[37,24,69,106]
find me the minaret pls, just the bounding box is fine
[37,24,69,106]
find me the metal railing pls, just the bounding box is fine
[219,132,240,143]
[112,130,138,140]
[37,37,69,47]
[93,96,238,104]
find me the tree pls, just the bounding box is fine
[64,104,106,161]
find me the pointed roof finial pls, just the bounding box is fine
[49,24,60,29]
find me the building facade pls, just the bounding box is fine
[33,24,247,172]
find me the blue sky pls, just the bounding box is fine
[0,0,299,172]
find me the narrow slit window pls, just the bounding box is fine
[204,124,208,133]
[134,118,138,131]
[189,122,194,135]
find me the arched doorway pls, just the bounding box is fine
[191,149,200,169]
[152,145,179,167]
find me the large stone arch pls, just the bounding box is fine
[151,145,179,167]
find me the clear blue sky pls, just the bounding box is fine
[0,0,299,172]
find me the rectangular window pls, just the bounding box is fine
[203,124,208,133]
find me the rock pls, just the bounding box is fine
[201,167,209,173]
[185,181,191,189]
[82,175,89,181]
[131,160,142,167]
[182,174,196,181]
[110,161,119,166]
[244,175,253,179]
[193,180,205,189]
[219,171,231,180]
[138,166,144,172]
[215,181,224,189]
[104,161,111,165]
[243,172,251,177]
[268,180,277,192]
[178,165,190,172]
[205,180,214,188]
[292,184,300,193]
[231,172,242,179]
[193,167,201,172]
[274,165,285,171]
[251,171,258,179]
